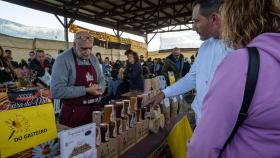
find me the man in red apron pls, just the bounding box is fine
[51,31,105,128]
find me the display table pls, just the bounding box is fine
[120,113,192,158]
[121,91,143,98]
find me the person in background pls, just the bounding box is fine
[182,57,191,76]
[95,52,104,75]
[4,49,19,68]
[142,65,152,79]
[51,31,105,127]
[154,58,163,76]
[190,54,195,64]
[124,50,144,91]
[4,49,19,80]
[108,69,123,100]
[188,0,280,157]
[19,59,28,68]
[29,50,51,88]
[58,49,64,54]
[146,57,154,74]
[103,57,112,84]
[0,46,13,83]
[28,51,36,63]
[114,60,123,70]
[140,55,145,66]
[161,47,185,85]
[46,53,55,73]
[96,52,102,63]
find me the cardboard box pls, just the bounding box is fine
[107,138,118,158]
[97,137,118,158]
[136,119,149,142]
[118,127,136,155]
[97,142,107,158]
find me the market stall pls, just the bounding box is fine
[0,76,192,158]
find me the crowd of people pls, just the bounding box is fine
[92,48,194,102]
[0,42,194,104]
[0,47,55,87]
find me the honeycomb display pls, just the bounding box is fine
[69,143,92,158]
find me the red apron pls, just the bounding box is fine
[60,49,100,127]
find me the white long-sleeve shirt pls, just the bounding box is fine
[162,38,232,123]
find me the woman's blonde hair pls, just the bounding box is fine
[221,0,280,49]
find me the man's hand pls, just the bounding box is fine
[86,84,103,96]
[143,91,165,107]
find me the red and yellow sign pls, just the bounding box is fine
[0,103,57,157]
[69,24,148,54]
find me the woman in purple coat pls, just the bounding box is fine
[187,0,280,157]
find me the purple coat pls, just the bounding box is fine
[187,33,280,158]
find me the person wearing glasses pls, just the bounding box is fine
[51,31,105,127]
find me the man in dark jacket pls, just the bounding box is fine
[29,50,51,87]
[5,49,19,68]
[161,47,184,85]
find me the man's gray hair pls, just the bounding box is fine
[74,31,92,41]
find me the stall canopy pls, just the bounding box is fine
[4,0,195,37]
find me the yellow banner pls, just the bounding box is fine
[0,103,57,157]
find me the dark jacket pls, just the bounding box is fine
[0,58,13,83]
[10,60,19,68]
[162,54,184,85]
[182,61,191,77]
[29,59,51,77]
[124,62,144,91]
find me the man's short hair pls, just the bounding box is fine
[193,0,223,17]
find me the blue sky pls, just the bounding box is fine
[0,1,201,51]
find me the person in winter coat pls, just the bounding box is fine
[29,50,51,88]
[161,47,184,85]
[0,46,13,83]
[124,50,144,91]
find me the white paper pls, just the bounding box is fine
[60,123,96,158]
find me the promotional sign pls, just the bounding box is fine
[0,103,57,157]
[60,123,96,158]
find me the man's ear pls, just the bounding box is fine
[211,13,221,25]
